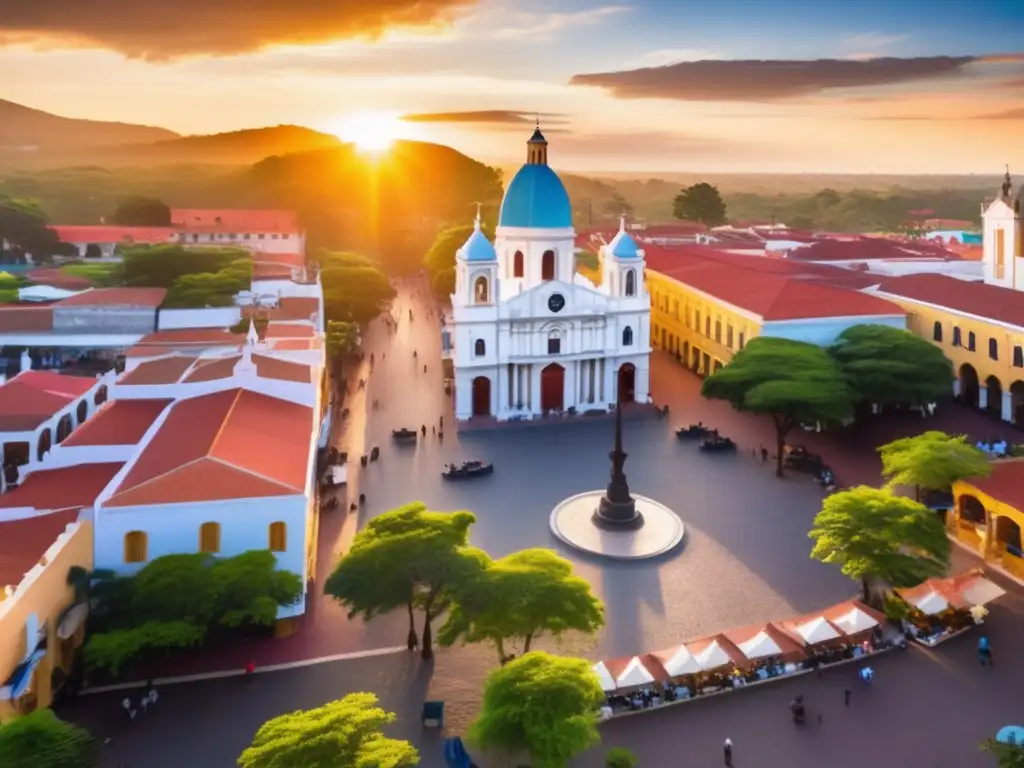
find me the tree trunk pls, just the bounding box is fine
[406,601,418,651]
[421,609,434,660]
[861,577,871,604]
[495,638,509,665]
[523,633,534,654]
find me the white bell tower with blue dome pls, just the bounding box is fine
[447,127,651,424]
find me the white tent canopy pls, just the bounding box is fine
[659,645,701,676]
[693,640,733,670]
[592,662,617,692]
[794,617,841,645]
[737,631,783,660]
[913,590,950,615]
[960,576,1006,607]
[830,607,879,635]
[615,657,655,689]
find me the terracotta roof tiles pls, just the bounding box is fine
[253,252,306,268]
[50,226,177,244]
[0,306,54,332]
[0,463,124,512]
[0,371,97,431]
[118,357,198,386]
[270,297,320,323]
[253,263,296,280]
[55,287,167,309]
[183,353,312,384]
[105,389,312,507]
[170,209,298,233]
[961,459,1024,513]
[877,274,1024,329]
[0,509,82,590]
[264,322,315,339]
[62,399,171,446]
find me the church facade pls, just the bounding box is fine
[448,128,651,422]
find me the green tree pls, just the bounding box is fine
[120,244,250,288]
[326,320,361,361]
[321,261,395,325]
[672,182,727,228]
[980,739,1024,768]
[829,325,953,411]
[108,195,172,226]
[325,503,486,659]
[84,620,207,677]
[209,550,303,628]
[237,692,419,768]
[0,197,65,265]
[439,548,605,664]
[468,652,605,768]
[808,486,951,603]
[879,431,991,499]
[606,748,638,768]
[0,709,100,768]
[702,337,852,477]
[423,222,495,299]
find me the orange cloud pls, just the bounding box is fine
[402,111,567,126]
[0,0,477,60]
[570,56,978,101]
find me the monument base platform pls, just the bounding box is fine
[549,491,684,560]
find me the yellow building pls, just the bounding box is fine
[952,459,1024,581]
[0,469,102,722]
[875,274,1024,424]
[643,247,907,375]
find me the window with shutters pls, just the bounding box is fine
[199,522,221,554]
[124,531,148,564]
[269,521,287,552]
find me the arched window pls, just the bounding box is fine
[547,329,561,355]
[952,327,962,347]
[94,386,108,406]
[124,531,148,564]
[513,250,524,278]
[622,326,634,346]
[473,276,489,304]
[36,428,52,462]
[967,331,976,351]
[932,321,943,342]
[269,521,287,552]
[989,338,999,361]
[199,522,221,554]
[624,269,636,297]
[1014,345,1024,368]
[56,414,73,443]
[76,400,88,425]
[541,250,556,281]
[474,338,486,357]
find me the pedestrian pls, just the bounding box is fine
[140,693,149,715]
[844,688,851,707]
[979,635,993,666]
[723,737,733,766]
[245,660,256,681]
[121,697,134,721]
[859,665,873,684]
[760,446,768,462]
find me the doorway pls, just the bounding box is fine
[540,364,565,412]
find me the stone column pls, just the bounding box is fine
[1002,390,1013,423]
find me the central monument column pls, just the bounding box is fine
[593,395,644,529]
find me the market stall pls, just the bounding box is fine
[896,569,1006,646]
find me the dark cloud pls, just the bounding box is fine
[0,0,476,60]
[569,56,977,102]
[402,111,566,125]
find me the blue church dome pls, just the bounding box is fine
[460,223,497,262]
[498,128,573,229]
[607,229,640,258]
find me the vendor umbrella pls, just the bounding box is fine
[655,645,701,676]
[913,590,950,616]
[737,631,782,661]
[615,657,655,688]
[792,617,841,645]
[830,606,879,635]
[592,661,617,692]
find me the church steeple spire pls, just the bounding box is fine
[1001,164,1013,199]
[526,120,548,166]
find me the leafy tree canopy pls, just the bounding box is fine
[0,709,100,768]
[468,652,605,768]
[809,486,951,602]
[829,324,953,408]
[423,222,496,299]
[326,320,360,360]
[237,692,419,768]
[120,243,250,288]
[0,196,68,265]
[879,430,991,494]
[439,548,605,663]
[318,251,395,324]
[325,503,486,658]
[702,337,851,476]
[108,195,171,226]
[672,182,727,228]
[980,738,1024,768]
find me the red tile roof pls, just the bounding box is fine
[961,459,1024,511]
[0,509,82,590]
[645,245,903,321]
[170,209,299,233]
[268,338,317,351]
[264,322,315,339]
[269,297,319,323]
[62,399,171,446]
[787,237,958,262]
[50,226,177,244]
[183,354,312,384]
[105,389,312,507]
[0,463,124,512]
[118,357,198,386]
[137,329,243,346]
[0,306,54,332]
[55,287,167,309]
[253,263,296,280]
[0,371,96,431]
[877,274,1024,328]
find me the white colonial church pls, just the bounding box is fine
[448,127,651,421]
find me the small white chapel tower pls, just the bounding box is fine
[982,165,1023,291]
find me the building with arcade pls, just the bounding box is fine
[447,128,651,422]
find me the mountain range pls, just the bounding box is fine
[0,98,342,167]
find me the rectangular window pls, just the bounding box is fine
[726,325,734,347]
[989,338,999,361]
[1013,346,1023,368]
[548,337,561,355]
[199,522,221,554]
[269,522,287,552]
[968,332,976,352]
[995,229,1005,280]
[738,332,745,349]
[124,531,148,563]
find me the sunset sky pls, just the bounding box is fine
[2,0,1023,173]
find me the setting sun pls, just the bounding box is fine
[332,111,404,152]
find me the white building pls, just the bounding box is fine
[982,168,1023,291]
[449,128,651,421]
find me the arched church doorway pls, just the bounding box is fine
[985,375,1002,416]
[540,363,565,412]
[959,363,979,408]
[471,376,491,417]
[1012,381,1024,424]
[618,363,636,404]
